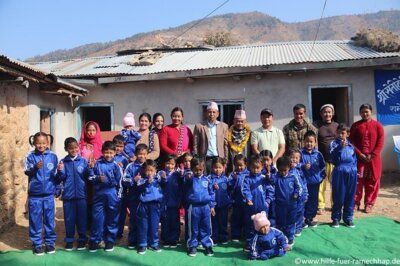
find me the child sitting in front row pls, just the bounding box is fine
[248,211,289,260]
[329,124,357,228]
[184,157,215,257]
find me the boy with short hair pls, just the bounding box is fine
[330,124,357,228]
[88,141,123,252]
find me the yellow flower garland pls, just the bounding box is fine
[228,124,251,153]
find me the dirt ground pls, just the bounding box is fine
[1,172,399,251]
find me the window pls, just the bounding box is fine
[40,108,54,135]
[76,103,114,136]
[200,100,244,126]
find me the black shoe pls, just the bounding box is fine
[149,246,162,252]
[288,240,294,247]
[45,245,56,254]
[137,246,147,255]
[188,247,197,257]
[33,246,44,256]
[104,242,114,252]
[65,242,73,251]
[243,246,250,252]
[128,242,136,249]
[77,241,86,250]
[163,241,170,248]
[331,220,340,228]
[204,247,214,256]
[89,242,98,253]
[345,220,355,228]
[169,241,177,248]
[305,219,318,228]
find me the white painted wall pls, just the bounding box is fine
[72,67,399,171]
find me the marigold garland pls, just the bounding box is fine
[228,124,251,153]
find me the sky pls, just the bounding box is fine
[0,0,398,60]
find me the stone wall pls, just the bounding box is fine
[0,82,29,232]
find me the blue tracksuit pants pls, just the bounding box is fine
[186,204,213,249]
[117,191,129,238]
[128,201,138,244]
[331,166,357,223]
[161,206,180,243]
[305,184,320,220]
[29,195,56,247]
[275,203,297,241]
[211,207,228,242]
[137,202,161,248]
[231,202,245,240]
[268,201,276,227]
[90,191,120,244]
[295,198,306,233]
[63,199,87,243]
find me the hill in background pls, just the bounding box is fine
[26,10,400,62]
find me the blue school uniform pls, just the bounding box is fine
[88,157,123,245]
[114,153,129,238]
[159,170,182,244]
[330,139,357,223]
[210,173,231,243]
[24,148,58,248]
[184,174,215,249]
[136,174,164,249]
[291,164,308,233]
[120,129,141,158]
[249,227,289,260]
[262,166,278,227]
[273,171,301,242]
[228,169,248,240]
[300,148,326,221]
[242,172,274,247]
[123,161,143,245]
[56,155,90,244]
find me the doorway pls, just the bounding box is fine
[309,85,352,125]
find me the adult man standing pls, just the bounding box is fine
[283,104,318,152]
[313,104,339,215]
[193,101,228,173]
[227,110,251,169]
[250,108,285,164]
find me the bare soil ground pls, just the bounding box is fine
[1,172,399,251]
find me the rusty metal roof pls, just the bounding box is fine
[33,41,400,78]
[0,54,88,96]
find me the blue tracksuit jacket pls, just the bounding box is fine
[210,174,232,208]
[228,169,248,239]
[160,170,182,208]
[300,148,326,185]
[228,169,249,205]
[242,172,273,210]
[274,171,301,206]
[123,161,143,202]
[329,138,357,222]
[249,228,288,260]
[114,153,129,170]
[120,129,141,158]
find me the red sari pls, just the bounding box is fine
[349,119,384,206]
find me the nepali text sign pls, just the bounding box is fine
[374,70,400,125]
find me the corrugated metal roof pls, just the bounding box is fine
[33,40,400,78]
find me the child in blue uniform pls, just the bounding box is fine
[330,124,357,228]
[123,143,148,249]
[229,154,248,242]
[260,150,277,226]
[248,211,289,260]
[273,156,301,248]
[242,155,274,251]
[159,154,181,248]
[185,157,215,257]
[289,148,308,237]
[121,112,141,161]
[136,159,164,254]
[300,131,326,227]
[210,157,231,244]
[24,132,58,255]
[88,141,123,252]
[113,135,130,239]
[57,137,92,251]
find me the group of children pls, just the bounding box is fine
[24,122,358,260]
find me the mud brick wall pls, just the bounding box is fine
[0,83,29,232]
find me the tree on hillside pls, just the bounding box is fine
[203,31,236,47]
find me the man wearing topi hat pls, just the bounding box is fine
[227,110,251,168]
[193,101,228,174]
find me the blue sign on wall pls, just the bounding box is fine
[374,70,400,125]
